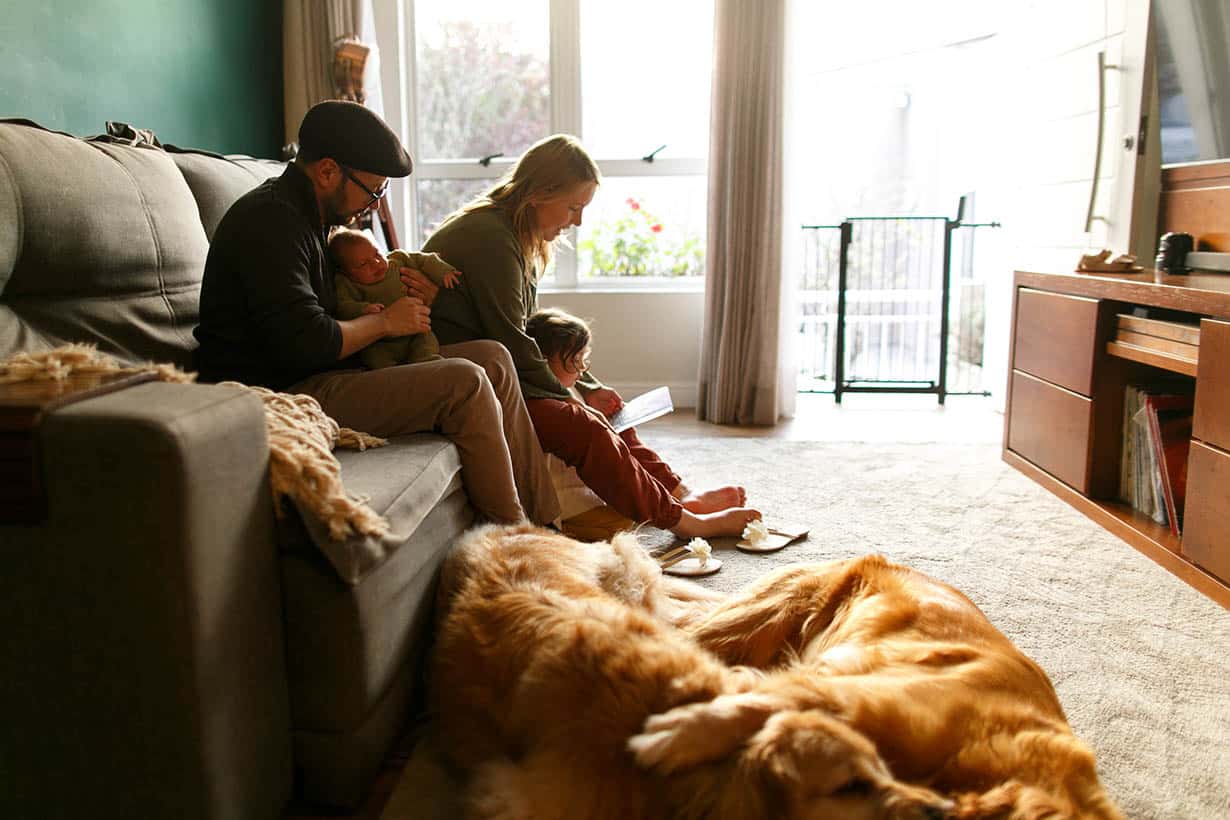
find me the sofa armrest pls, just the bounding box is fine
[0,382,292,820]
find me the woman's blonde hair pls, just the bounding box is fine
[447,134,600,277]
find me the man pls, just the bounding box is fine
[194,100,558,525]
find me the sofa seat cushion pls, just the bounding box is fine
[282,433,466,584]
[277,433,473,731]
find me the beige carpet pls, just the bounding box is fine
[383,438,1230,820]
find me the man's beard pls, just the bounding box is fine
[323,188,365,227]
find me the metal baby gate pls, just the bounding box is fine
[798,197,999,403]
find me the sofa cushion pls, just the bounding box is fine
[166,147,283,240]
[0,120,210,368]
[284,433,467,584]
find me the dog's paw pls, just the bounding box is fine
[628,692,780,774]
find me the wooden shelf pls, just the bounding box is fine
[1003,450,1228,609]
[1106,340,1198,376]
[1007,271,1230,609]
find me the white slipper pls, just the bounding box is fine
[661,556,722,576]
[736,522,810,554]
[736,533,793,553]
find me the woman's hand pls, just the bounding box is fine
[399,267,441,306]
[584,387,624,418]
[381,296,432,337]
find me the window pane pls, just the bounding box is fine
[577,176,707,278]
[579,0,713,159]
[414,178,493,245]
[413,0,550,160]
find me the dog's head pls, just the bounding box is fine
[634,697,955,820]
[740,710,955,820]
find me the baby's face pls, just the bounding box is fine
[548,346,591,389]
[341,238,387,285]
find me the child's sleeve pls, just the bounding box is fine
[388,250,458,288]
[333,275,371,320]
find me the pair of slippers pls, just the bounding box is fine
[659,523,810,576]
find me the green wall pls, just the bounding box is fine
[0,0,282,158]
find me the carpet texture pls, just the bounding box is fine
[384,438,1230,820]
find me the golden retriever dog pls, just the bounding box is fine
[430,524,1121,820]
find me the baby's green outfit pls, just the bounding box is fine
[334,250,459,369]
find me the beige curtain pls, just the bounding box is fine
[282,0,373,147]
[697,0,789,425]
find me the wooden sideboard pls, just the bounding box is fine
[1003,268,1230,608]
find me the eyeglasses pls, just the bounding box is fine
[340,166,389,208]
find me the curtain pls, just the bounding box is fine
[697,0,792,425]
[282,0,381,148]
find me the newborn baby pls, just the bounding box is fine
[329,228,461,369]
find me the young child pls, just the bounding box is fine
[526,307,756,540]
[525,306,593,396]
[329,228,461,369]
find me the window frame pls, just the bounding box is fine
[384,0,710,291]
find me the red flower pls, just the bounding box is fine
[651,223,662,233]
[628,199,641,211]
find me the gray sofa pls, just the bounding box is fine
[0,120,473,818]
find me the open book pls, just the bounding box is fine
[608,386,674,433]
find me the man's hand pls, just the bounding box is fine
[440,268,462,288]
[363,303,384,314]
[584,387,624,418]
[381,296,431,337]
[399,267,441,305]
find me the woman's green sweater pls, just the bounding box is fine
[425,206,603,401]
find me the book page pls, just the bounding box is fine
[608,386,673,433]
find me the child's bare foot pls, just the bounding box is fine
[679,485,747,514]
[672,508,761,539]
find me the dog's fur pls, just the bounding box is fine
[430,524,1121,820]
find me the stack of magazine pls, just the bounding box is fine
[1119,383,1194,537]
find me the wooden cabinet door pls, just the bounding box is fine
[1181,440,1230,583]
[1193,318,1230,451]
[1013,288,1100,396]
[1007,370,1094,493]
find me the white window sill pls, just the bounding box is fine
[540,278,705,295]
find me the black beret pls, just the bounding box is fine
[297,100,413,177]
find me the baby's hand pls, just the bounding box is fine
[441,268,462,289]
[363,303,384,314]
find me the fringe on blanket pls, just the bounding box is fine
[0,344,389,541]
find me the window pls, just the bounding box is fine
[401,0,713,287]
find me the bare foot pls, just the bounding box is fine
[672,508,761,539]
[680,485,747,514]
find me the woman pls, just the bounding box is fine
[421,134,758,539]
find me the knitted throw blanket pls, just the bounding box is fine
[0,344,390,541]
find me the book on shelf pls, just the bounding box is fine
[1144,393,1195,537]
[607,386,673,434]
[1119,383,1194,535]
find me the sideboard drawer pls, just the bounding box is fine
[1013,288,1100,395]
[1193,318,1230,451]
[1181,440,1230,583]
[1007,370,1094,493]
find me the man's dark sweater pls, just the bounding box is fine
[194,164,348,389]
